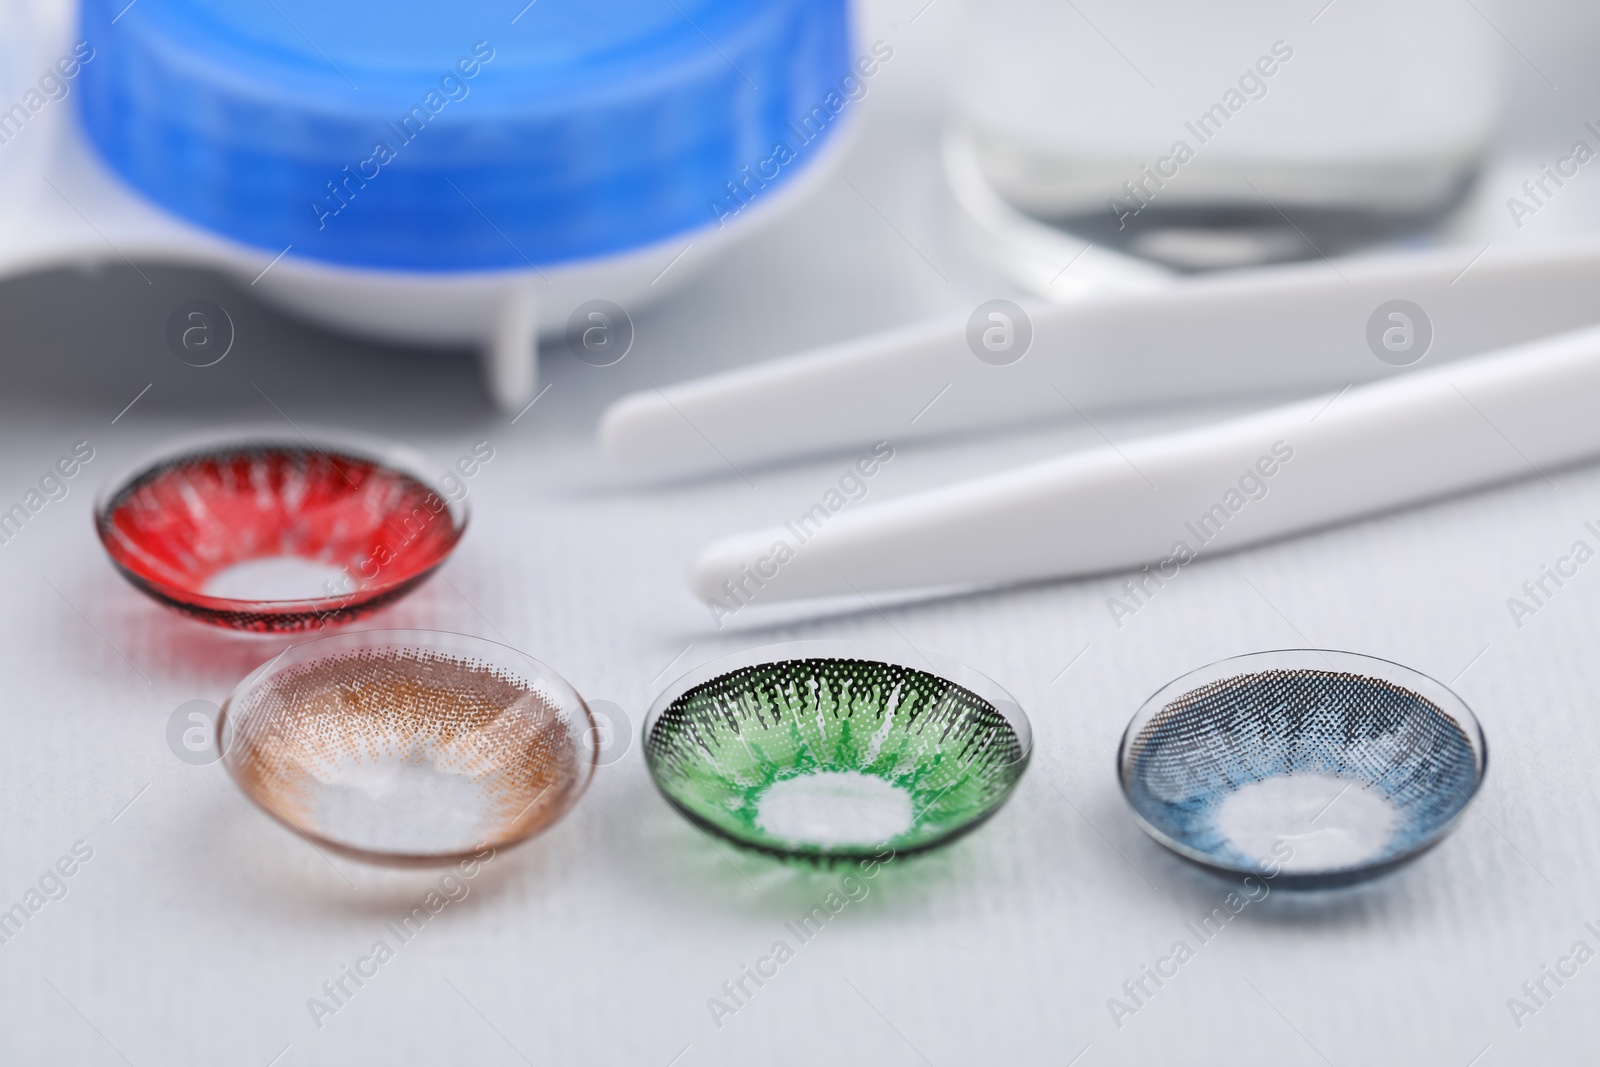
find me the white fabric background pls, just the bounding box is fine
[2,1,1600,1064]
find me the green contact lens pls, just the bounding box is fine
[643,642,1032,862]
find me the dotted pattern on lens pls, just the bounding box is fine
[224,649,581,860]
[645,658,1027,861]
[1124,669,1479,871]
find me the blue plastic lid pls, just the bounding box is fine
[77,0,852,271]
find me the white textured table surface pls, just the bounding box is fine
[4,2,1600,1065]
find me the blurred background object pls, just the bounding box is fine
[951,0,1501,276]
[0,0,51,200]
[0,0,856,411]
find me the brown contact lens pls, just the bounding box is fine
[220,630,598,866]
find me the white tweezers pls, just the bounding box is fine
[599,241,1600,604]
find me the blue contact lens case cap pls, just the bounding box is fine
[77,0,851,271]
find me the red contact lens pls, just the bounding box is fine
[95,437,467,632]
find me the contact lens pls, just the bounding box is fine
[1119,650,1486,888]
[644,642,1031,863]
[220,629,597,865]
[95,434,465,632]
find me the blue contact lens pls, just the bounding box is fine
[1119,650,1486,889]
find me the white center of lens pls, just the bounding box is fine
[1215,772,1399,873]
[203,557,354,600]
[756,771,913,847]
